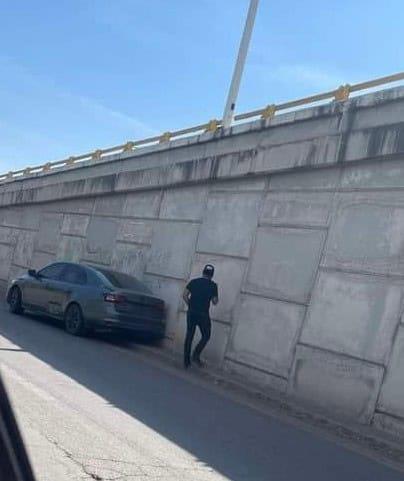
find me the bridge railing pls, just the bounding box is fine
[1,72,404,184]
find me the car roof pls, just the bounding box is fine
[43,262,143,284]
[42,261,87,270]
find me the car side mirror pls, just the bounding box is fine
[28,269,37,278]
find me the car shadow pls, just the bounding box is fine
[0,306,402,481]
[21,311,160,347]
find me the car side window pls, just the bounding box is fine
[38,263,65,280]
[61,265,87,285]
[86,269,103,287]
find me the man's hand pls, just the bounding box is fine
[212,296,219,306]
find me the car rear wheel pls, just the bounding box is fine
[64,303,86,336]
[9,287,24,315]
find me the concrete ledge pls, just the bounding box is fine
[3,86,404,208]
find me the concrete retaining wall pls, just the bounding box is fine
[3,86,404,438]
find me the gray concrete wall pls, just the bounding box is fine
[3,86,404,439]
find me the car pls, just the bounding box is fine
[6,262,166,339]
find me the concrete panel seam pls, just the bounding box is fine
[195,250,249,261]
[79,258,111,267]
[224,356,288,381]
[210,188,267,194]
[267,187,338,193]
[0,241,13,247]
[90,195,98,216]
[325,166,344,224]
[258,222,328,231]
[0,225,36,233]
[338,186,404,193]
[90,213,158,222]
[342,150,404,166]
[91,213,202,224]
[263,175,271,193]
[155,189,164,218]
[144,271,188,282]
[59,212,89,217]
[60,233,87,240]
[11,262,28,269]
[320,264,404,281]
[79,259,110,269]
[258,133,341,151]
[116,239,151,247]
[185,190,208,263]
[34,248,56,257]
[239,289,308,307]
[297,341,387,369]
[150,217,201,225]
[374,409,404,422]
[46,209,88,216]
[98,214,156,222]
[336,104,355,163]
[212,318,232,327]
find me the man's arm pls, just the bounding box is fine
[212,284,219,306]
[182,287,191,306]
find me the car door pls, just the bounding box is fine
[22,263,66,312]
[43,264,88,318]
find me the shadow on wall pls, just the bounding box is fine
[0,307,402,481]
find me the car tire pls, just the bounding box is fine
[9,287,24,315]
[64,303,87,336]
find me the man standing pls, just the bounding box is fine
[182,264,218,369]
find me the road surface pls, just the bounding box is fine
[0,303,402,481]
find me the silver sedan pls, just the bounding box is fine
[6,262,166,338]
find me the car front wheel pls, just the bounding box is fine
[64,303,86,336]
[9,287,24,315]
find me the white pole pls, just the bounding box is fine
[222,0,260,129]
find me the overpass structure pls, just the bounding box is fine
[2,76,404,440]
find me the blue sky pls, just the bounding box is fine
[1,0,403,171]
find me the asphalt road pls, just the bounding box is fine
[0,303,402,481]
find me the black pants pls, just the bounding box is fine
[184,311,211,365]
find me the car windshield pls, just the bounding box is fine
[95,268,152,294]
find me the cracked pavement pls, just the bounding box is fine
[0,303,403,480]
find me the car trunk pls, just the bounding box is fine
[112,289,165,321]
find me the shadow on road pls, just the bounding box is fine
[0,307,402,481]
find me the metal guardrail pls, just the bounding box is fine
[1,72,404,184]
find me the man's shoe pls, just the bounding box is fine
[192,357,205,368]
[184,360,191,370]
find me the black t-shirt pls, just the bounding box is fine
[186,277,218,314]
